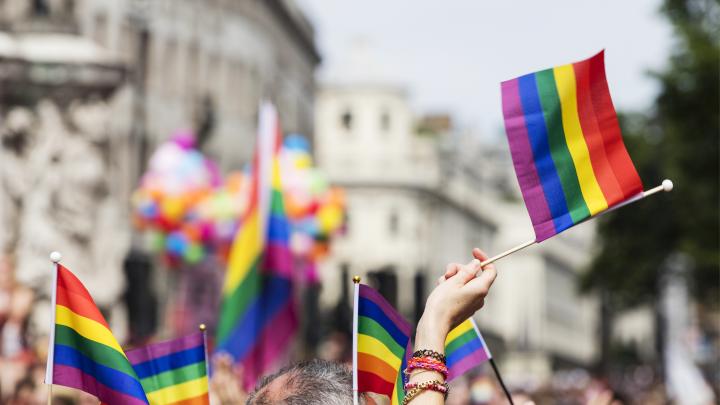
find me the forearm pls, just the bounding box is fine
[405,315,449,404]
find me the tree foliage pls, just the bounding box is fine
[582,0,719,308]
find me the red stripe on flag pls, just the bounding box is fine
[573,58,625,206]
[57,265,110,328]
[587,51,643,199]
[358,370,395,397]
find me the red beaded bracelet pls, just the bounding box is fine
[405,357,449,379]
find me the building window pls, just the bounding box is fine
[389,210,399,235]
[380,108,391,133]
[340,109,353,131]
[545,258,581,327]
[93,13,108,48]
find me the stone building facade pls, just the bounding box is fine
[0,0,319,337]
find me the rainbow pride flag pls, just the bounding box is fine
[46,264,149,405]
[353,284,412,404]
[216,102,297,390]
[127,332,209,405]
[501,50,643,241]
[446,319,492,381]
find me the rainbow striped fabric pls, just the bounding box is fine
[46,264,149,405]
[446,319,491,381]
[356,284,411,404]
[127,332,209,405]
[501,50,643,241]
[216,102,297,390]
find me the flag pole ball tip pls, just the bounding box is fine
[662,179,673,192]
[352,276,361,284]
[50,252,62,263]
[199,324,206,331]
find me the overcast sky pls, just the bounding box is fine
[296,0,675,140]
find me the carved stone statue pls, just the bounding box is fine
[0,30,128,313]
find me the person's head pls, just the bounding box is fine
[246,359,356,405]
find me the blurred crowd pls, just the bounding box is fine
[0,254,682,404]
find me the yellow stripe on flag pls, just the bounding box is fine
[146,376,208,405]
[56,305,125,356]
[223,210,264,295]
[553,64,608,215]
[271,159,283,189]
[357,334,402,371]
[445,319,474,344]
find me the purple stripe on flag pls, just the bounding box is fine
[359,285,412,336]
[241,302,298,390]
[263,242,293,278]
[447,348,490,381]
[53,364,149,405]
[126,332,204,365]
[501,78,556,241]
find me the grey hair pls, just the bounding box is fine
[246,359,361,405]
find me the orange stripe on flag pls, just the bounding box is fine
[168,394,210,405]
[357,352,397,385]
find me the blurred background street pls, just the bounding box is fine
[0,0,717,404]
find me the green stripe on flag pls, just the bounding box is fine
[140,362,207,393]
[217,258,262,343]
[54,324,138,379]
[535,69,590,222]
[270,190,286,215]
[445,328,479,357]
[358,316,405,358]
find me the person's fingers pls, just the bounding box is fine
[473,248,496,272]
[444,263,461,279]
[472,247,489,262]
[456,259,481,284]
[437,275,446,285]
[465,262,497,296]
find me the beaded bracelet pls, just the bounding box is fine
[401,381,450,405]
[411,349,446,364]
[404,380,449,394]
[405,357,449,379]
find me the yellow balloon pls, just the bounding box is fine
[318,205,342,233]
[161,197,185,221]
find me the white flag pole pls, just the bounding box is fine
[46,251,62,405]
[351,276,361,405]
[478,180,674,268]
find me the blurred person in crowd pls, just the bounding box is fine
[211,353,249,404]
[8,377,35,405]
[0,254,36,402]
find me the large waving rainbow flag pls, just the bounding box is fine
[216,102,297,390]
[501,50,643,241]
[127,332,209,405]
[353,283,412,405]
[46,263,149,405]
[446,318,492,381]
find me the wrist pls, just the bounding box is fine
[415,314,450,353]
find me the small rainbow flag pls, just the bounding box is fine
[353,283,412,405]
[501,50,643,242]
[127,332,209,405]
[216,102,297,390]
[445,319,492,381]
[46,263,149,405]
